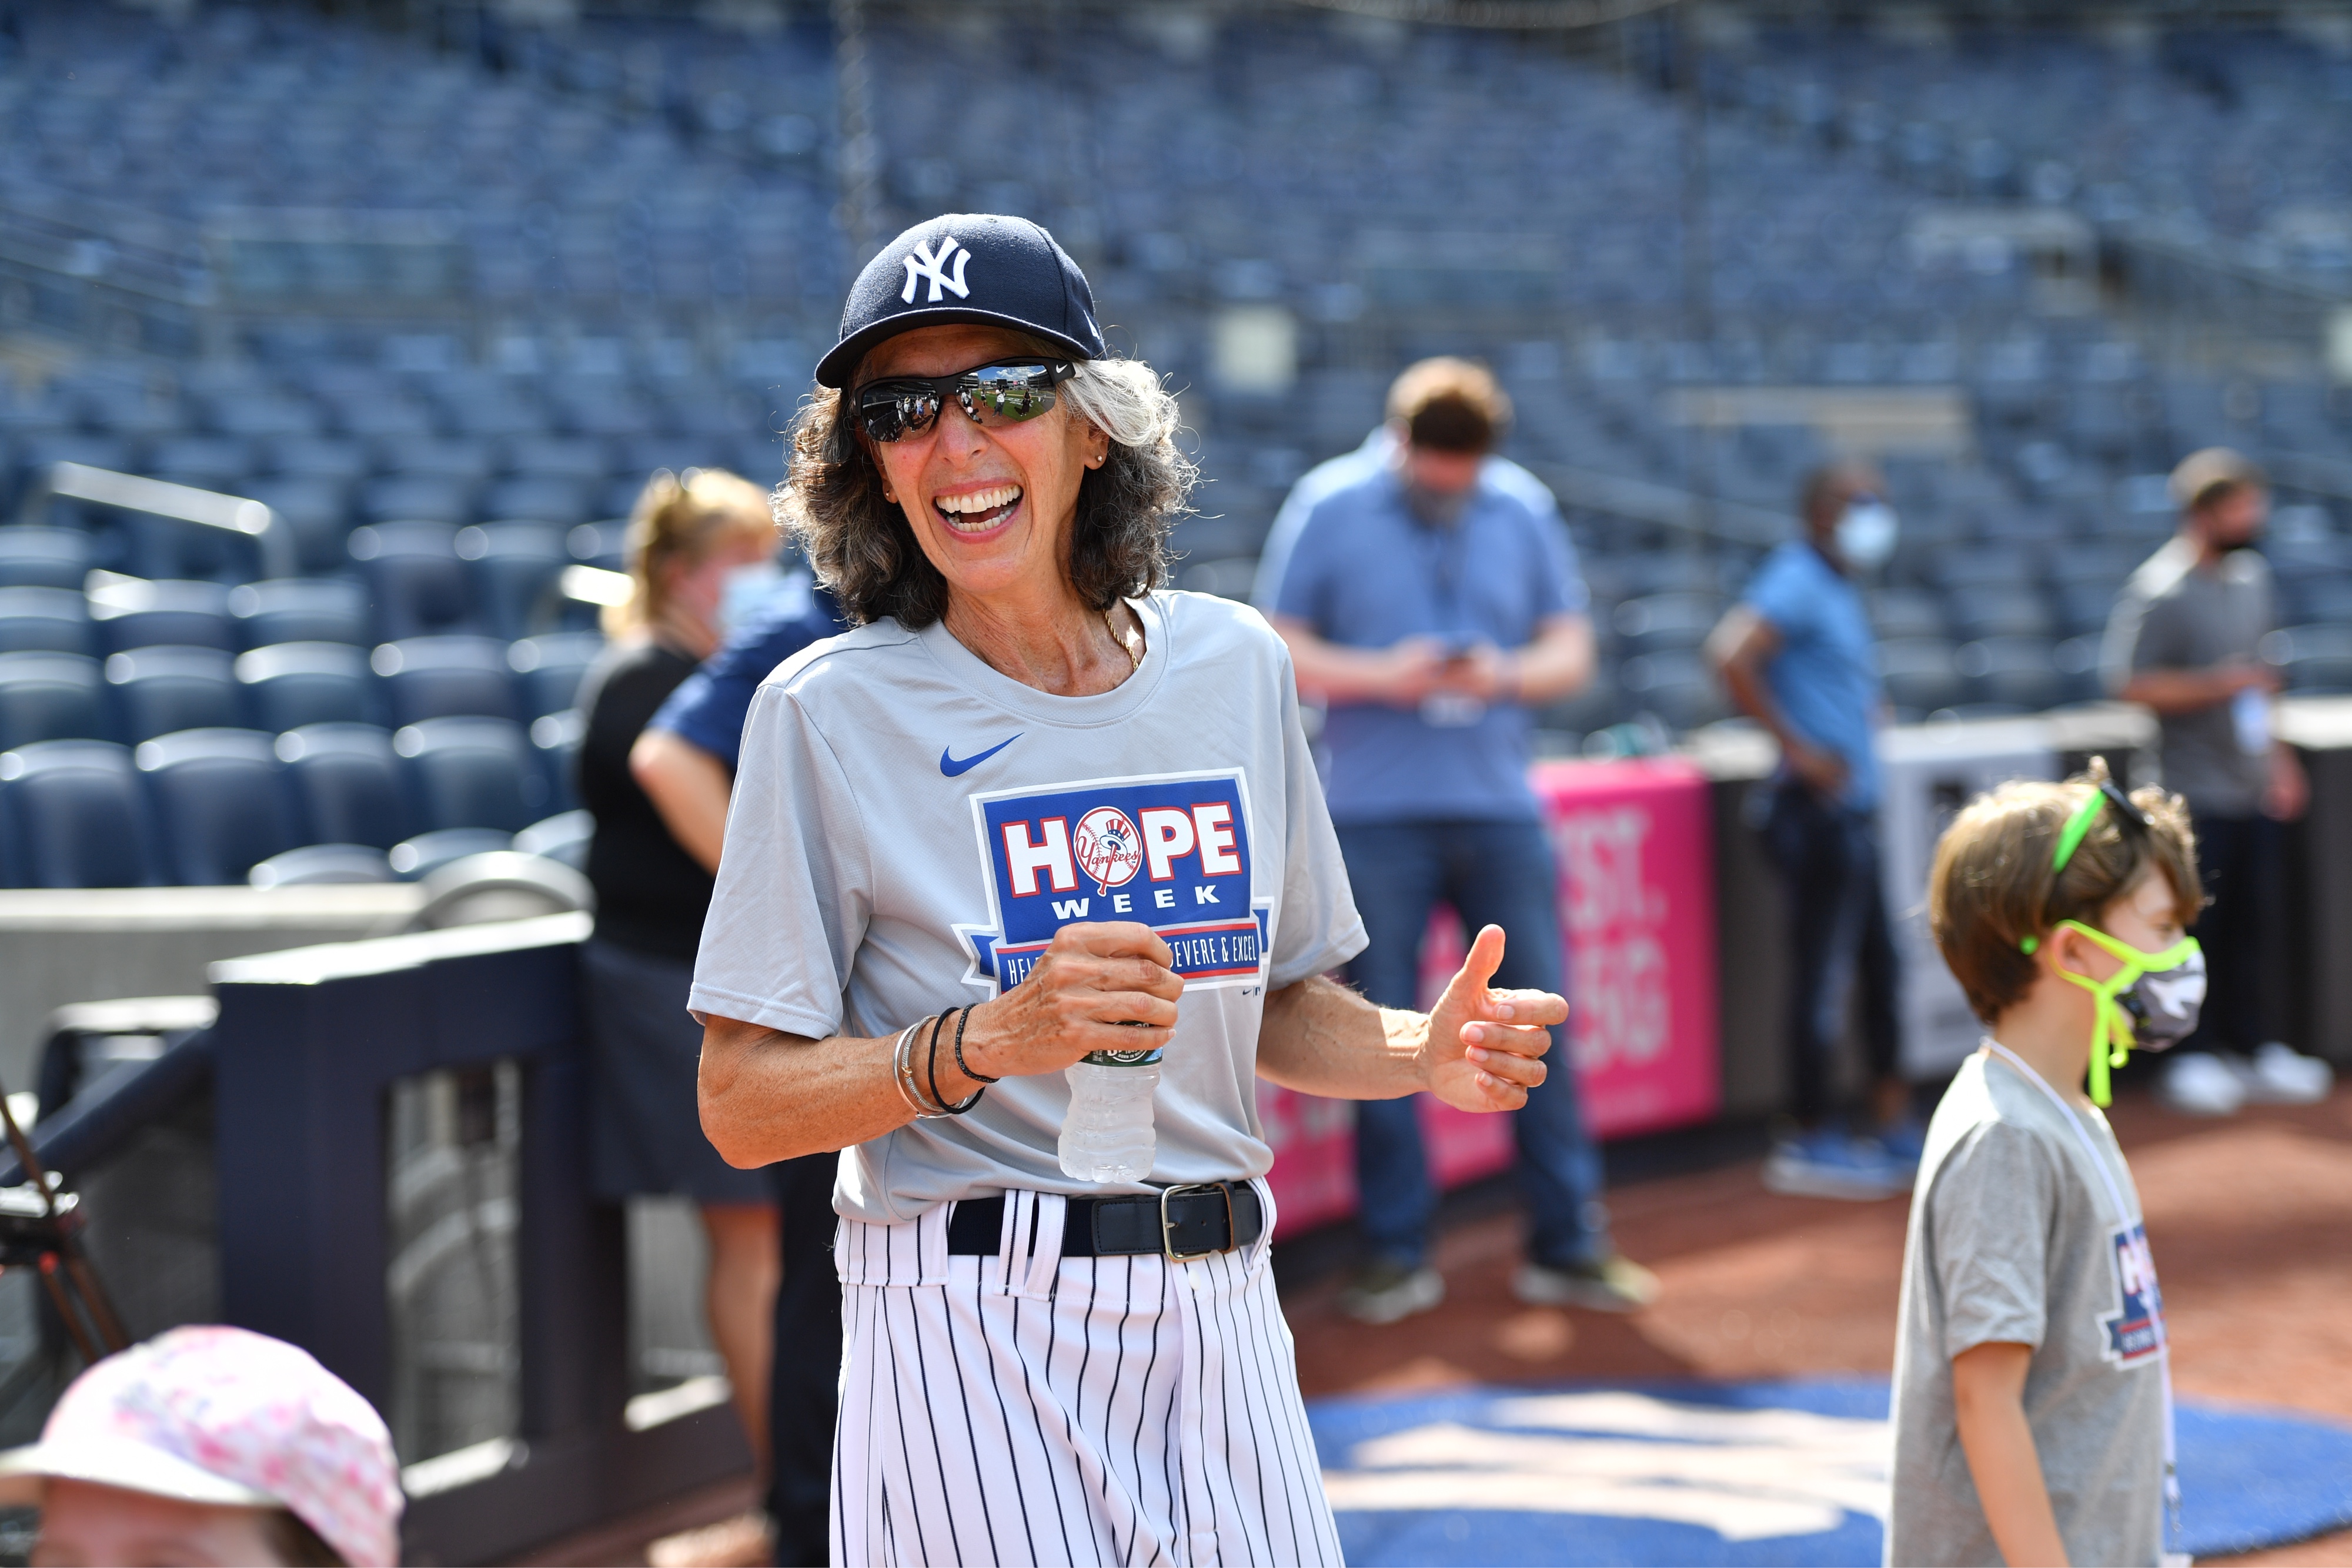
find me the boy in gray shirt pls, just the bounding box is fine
[1892,763,2206,1566]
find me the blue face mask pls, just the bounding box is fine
[1834,497,1899,571]
[716,561,784,634]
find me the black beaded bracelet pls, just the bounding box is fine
[952,1005,998,1084]
[924,1006,986,1117]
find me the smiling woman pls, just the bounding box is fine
[689,213,1570,1568]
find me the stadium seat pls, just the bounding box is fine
[1618,649,1725,731]
[349,523,470,641]
[240,477,355,575]
[0,528,93,591]
[86,577,236,655]
[514,808,592,871]
[1612,593,1722,657]
[371,635,517,724]
[105,646,243,743]
[360,476,474,527]
[248,843,396,888]
[479,477,595,528]
[0,740,155,888]
[1956,637,2067,710]
[388,827,517,881]
[274,724,409,850]
[395,716,539,832]
[1875,638,1967,717]
[146,436,251,492]
[567,521,627,571]
[2053,580,2120,640]
[1866,589,1947,643]
[2269,624,2352,693]
[235,642,373,732]
[0,653,106,751]
[228,579,370,649]
[508,632,604,718]
[530,708,583,815]
[262,436,370,483]
[506,436,606,479]
[457,523,570,639]
[0,587,93,656]
[1945,584,2054,642]
[134,728,299,886]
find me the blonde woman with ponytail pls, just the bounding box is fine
[573,468,786,1501]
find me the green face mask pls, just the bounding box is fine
[2019,778,2206,1105]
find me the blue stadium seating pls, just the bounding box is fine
[0,528,93,591]
[458,523,570,640]
[0,588,92,656]
[514,809,592,872]
[248,842,396,888]
[0,652,105,751]
[349,523,470,641]
[0,740,155,888]
[389,827,517,881]
[86,578,236,655]
[370,635,517,725]
[226,579,370,650]
[530,708,584,817]
[394,716,538,833]
[273,723,411,851]
[508,632,604,720]
[105,646,243,743]
[133,727,299,886]
[235,642,373,733]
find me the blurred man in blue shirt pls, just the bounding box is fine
[1709,462,1913,1200]
[1257,358,1656,1323]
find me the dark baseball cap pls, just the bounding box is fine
[814,213,1107,389]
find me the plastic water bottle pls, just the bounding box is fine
[1058,1048,1162,1182]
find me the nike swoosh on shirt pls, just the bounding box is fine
[940,734,1021,777]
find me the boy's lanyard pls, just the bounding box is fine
[1982,1040,2184,1552]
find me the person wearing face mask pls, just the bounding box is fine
[2102,448,2332,1117]
[1709,461,1916,1199]
[572,466,789,1549]
[1889,761,2204,1568]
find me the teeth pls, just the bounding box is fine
[937,484,1021,516]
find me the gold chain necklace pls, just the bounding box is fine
[1104,607,1141,673]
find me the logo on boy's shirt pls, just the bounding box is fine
[2100,1221,2166,1367]
[954,768,1272,995]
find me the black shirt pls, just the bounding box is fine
[578,637,711,962]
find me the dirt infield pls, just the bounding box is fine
[1284,1088,2352,1563]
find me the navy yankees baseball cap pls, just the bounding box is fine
[814,213,1107,389]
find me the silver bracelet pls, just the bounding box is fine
[892,1017,950,1119]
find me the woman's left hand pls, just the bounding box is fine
[1422,924,1565,1112]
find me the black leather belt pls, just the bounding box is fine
[947,1181,1263,1261]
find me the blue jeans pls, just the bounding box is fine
[1335,818,1612,1271]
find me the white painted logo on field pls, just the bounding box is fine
[1319,1391,1890,1542]
[901,236,972,303]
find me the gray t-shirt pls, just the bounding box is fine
[689,590,1368,1224]
[2102,536,2274,814]
[1887,1050,2167,1568]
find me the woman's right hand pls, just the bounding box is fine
[953,922,1185,1086]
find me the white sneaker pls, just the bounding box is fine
[2236,1042,2335,1105]
[2159,1052,2247,1116]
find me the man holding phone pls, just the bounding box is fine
[1255,357,1656,1323]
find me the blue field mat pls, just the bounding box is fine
[1306,1379,2352,1566]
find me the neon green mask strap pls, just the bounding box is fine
[2044,920,2202,1106]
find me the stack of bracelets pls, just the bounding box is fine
[891,1005,1000,1119]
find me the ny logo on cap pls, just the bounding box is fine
[902,236,973,303]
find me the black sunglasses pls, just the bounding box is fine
[853,358,1075,444]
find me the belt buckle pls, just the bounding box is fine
[1159,1182,1236,1262]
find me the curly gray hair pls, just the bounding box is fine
[777,346,1196,629]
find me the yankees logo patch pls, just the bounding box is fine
[956,768,1271,994]
[901,235,972,303]
[2099,1221,2166,1366]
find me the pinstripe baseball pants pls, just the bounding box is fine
[830,1182,1344,1567]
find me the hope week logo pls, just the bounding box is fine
[954,768,1272,995]
[2100,1220,2166,1367]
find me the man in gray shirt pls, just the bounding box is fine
[2102,448,2327,1114]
